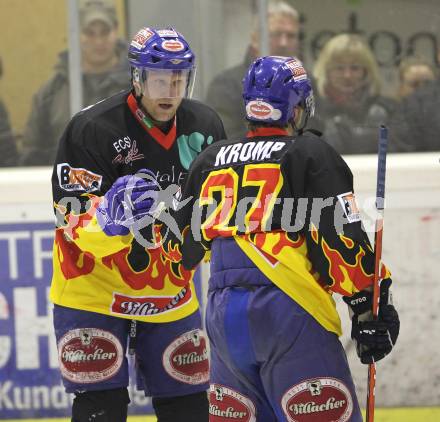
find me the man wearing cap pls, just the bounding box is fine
[206,1,302,140]
[21,0,129,166]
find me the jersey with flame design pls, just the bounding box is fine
[50,90,226,322]
[164,128,391,334]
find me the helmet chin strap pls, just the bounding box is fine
[133,88,143,103]
[132,84,150,117]
[131,75,144,102]
[288,108,301,136]
[131,68,149,103]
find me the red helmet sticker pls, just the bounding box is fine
[131,27,154,50]
[58,328,123,383]
[162,40,185,52]
[281,378,353,422]
[162,329,209,385]
[285,59,308,82]
[209,384,256,421]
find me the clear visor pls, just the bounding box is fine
[136,68,196,99]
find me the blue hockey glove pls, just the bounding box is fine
[96,169,160,236]
[343,278,400,364]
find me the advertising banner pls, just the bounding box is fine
[0,222,152,419]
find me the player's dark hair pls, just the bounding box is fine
[247,121,289,131]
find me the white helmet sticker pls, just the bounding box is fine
[246,100,282,121]
[157,29,179,38]
[161,39,185,52]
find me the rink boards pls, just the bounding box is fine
[0,153,439,419]
[2,407,440,422]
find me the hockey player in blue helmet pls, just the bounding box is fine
[50,27,225,422]
[242,55,315,133]
[128,27,197,123]
[153,55,399,421]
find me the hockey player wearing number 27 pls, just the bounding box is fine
[155,56,400,421]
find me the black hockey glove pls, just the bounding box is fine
[342,278,400,364]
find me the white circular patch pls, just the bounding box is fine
[58,328,123,384]
[281,377,353,422]
[209,384,256,422]
[162,39,185,52]
[271,108,282,120]
[246,100,282,121]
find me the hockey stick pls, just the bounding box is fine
[366,125,388,422]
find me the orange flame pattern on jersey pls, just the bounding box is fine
[54,195,100,279]
[55,230,95,279]
[242,231,305,266]
[246,231,304,252]
[339,234,355,248]
[310,223,319,244]
[321,236,375,295]
[153,224,184,263]
[102,244,191,291]
[58,195,100,240]
[54,197,193,291]
[271,232,304,255]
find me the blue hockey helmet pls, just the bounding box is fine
[242,56,315,128]
[128,27,196,99]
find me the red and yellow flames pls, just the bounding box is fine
[54,201,192,290]
[321,235,389,295]
[102,245,191,290]
[54,195,100,279]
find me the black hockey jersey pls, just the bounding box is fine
[158,127,391,335]
[50,90,226,322]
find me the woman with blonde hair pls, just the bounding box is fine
[310,33,395,154]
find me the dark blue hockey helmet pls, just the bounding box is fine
[243,56,315,127]
[128,27,196,98]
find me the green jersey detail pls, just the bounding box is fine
[177,132,214,169]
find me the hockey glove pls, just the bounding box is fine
[342,278,400,364]
[96,169,160,236]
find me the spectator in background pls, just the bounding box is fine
[21,0,129,166]
[390,75,440,152]
[310,33,396,154]
[397,57,436,100]
[0,56,18,166]
[205,1,301,139]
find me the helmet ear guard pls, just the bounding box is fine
[131,66,143,96]
[290,94,315,133]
